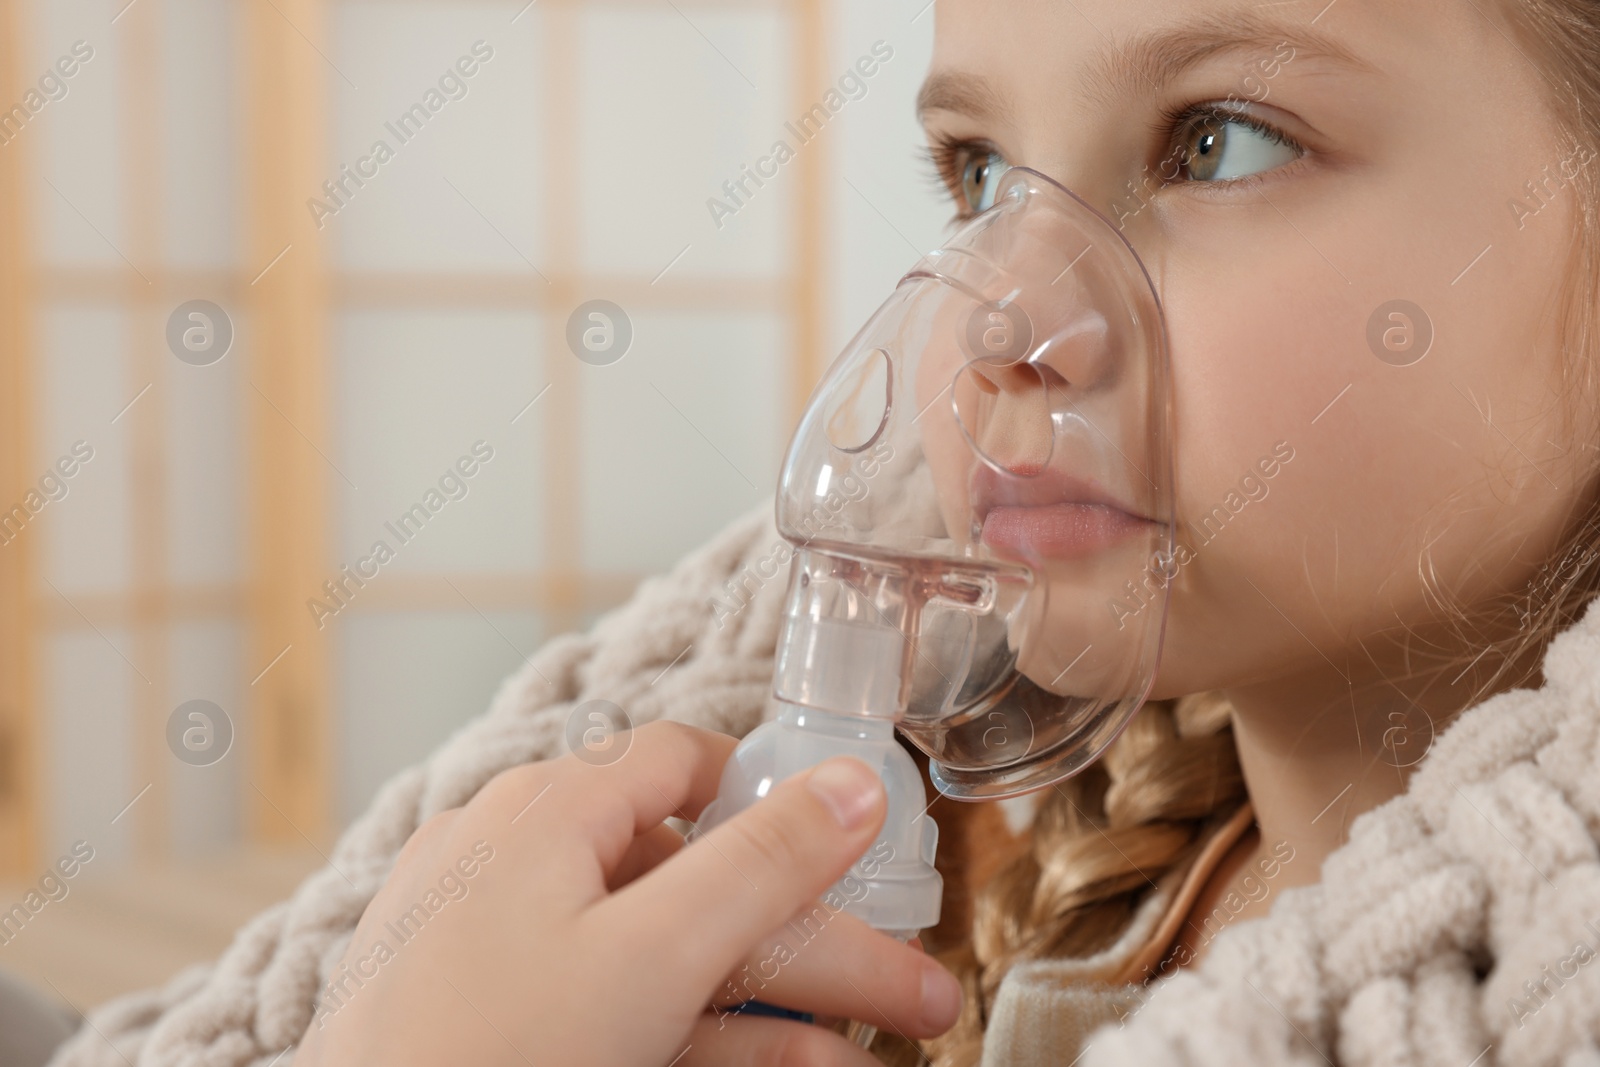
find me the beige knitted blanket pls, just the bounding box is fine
[47,500,1600,1067]
[985,588,1600,1067]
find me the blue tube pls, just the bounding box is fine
[727,999,815,1024]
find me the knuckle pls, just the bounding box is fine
[633,718,738,776]
[476,761,554,819]
[395,809,453,868]
[634,717,683,740]
[635,717,705,753]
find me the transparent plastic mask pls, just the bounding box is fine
[693,166,1173,951]
[778,165,1174,798]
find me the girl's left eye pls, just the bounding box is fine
[1165,105,1303,184]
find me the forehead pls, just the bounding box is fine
[920,0,1443,121]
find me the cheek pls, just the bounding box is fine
[1151,195,1585,693]
[1153,230,1425,675]
[1161,260,1346,530]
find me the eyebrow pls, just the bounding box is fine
[916,10,1377,121]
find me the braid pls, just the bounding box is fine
[869,691,1247,1066]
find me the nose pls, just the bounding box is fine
[948,248,1121,476]
[916,166,1160,483]
[1002,211,1122,396]
[948,204,1123,397]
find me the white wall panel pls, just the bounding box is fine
[45,629,137,864]
[827,3,946,357]
[336,610,543,824]
[330,2,546,273]
[35,303,131,596]
[164,311,245,586]
[578,310,781,574]
[160,0,240,270]
[334,308,547,577]
[30,1,125,269]
[577,7,791,278]
[166,619,246,855]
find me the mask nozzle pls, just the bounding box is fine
[693,547,946,937]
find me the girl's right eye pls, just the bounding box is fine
[959,148,1011,216]
[926,137,1012,221]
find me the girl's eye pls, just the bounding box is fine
[1167,106,1302,184]
[924,136,1012,221]
[959,149,1011,214]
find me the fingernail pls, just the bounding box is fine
[806,758,881,830]
[920,966,962,1032]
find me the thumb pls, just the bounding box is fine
[596,755,887,995]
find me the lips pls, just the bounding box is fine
[972,464,1156,560]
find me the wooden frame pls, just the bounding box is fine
[243,0,335,845]
[790,0,829,427]
[0,0,41,880]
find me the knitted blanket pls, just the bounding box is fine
[49,500,792,1067]
[990,586,1600,1066]
[47,499,1600,1067]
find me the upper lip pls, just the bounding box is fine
[971,463,1154,527]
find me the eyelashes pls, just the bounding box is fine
[919,133,986,220]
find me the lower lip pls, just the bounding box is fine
[981,503,1154,559]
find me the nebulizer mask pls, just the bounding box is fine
[692,166,1175,1004]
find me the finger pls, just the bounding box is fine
[606,821,685,891]
[590,756,887,1004]
[531,720,738,877]
[678,1011,882,1067]
[711,908,961,1039]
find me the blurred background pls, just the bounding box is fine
[0,0,949,1013]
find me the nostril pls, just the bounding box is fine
[952,360,1054,475]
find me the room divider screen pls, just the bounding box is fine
[0,0,940,895]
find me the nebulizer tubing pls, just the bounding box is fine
[691,166,1175,1050]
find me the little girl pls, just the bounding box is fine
[51,1,1600,1065]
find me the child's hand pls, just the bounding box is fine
[295,720,962,1066]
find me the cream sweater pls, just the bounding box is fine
[47,501,1600,1067]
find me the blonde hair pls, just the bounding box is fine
[869,5,1600,1063]
[883,694,1245,1067]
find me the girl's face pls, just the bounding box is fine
[919,0,1597,700]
